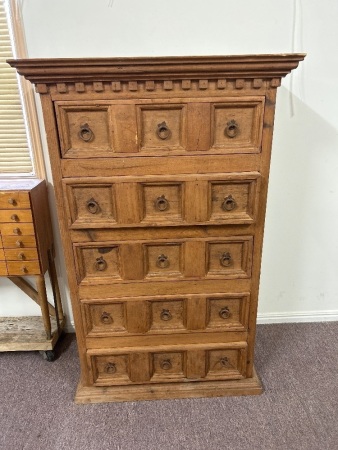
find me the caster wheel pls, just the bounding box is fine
[40,350,55,362]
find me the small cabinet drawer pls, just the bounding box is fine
[1,235,37,248]
[0,261,8,275]
[0,223,35,236]
[0,209,33,223]
[0,191,30,209]
[88,343,247,386]
[6,261,41,275]
[4,248,38,261]
[82,293,249,337]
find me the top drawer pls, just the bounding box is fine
[55,97,264,158]
[0,191,30,209]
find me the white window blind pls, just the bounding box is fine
[0,0,33,174]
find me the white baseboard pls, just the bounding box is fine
[64,311,338,333]
[257,310,338,324]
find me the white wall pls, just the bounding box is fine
[1,0,337,324]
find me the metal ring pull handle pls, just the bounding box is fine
[105,362,116,374]
[220,357,229,368]
[156,121,171,140]
[155,195,169,211]
[220,252,232,267]
[225,120,239,138]
[100,311,113,324]
[160,359,172,370]
[95,256,107,271]
[79,123,94,142]
[222,195,237,211]
[156,254,170,269]
[219,307,231,319]
[86,198,100,214]
[160,309,172,321]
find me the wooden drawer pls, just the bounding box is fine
[63,172,260,228]
[4,248,38,261]
[0,191,30,209]
[0,209,33,223]
[87,343,247,386]
[0,248,5,260]
[2,235,37,248]
[0,223,35,236]
[82,293,249,337]
[74,236,253,283]
[6,261,41,275]
[55,97,264,158]
[0,261,7,275]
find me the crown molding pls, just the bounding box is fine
[7,54,306,84]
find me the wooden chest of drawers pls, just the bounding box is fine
[9,54,305,402]
[0,179,64,354]
[0,179,51,277]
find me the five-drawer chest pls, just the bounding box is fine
[9,54,305,403]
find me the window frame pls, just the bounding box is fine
[2,0,45,179]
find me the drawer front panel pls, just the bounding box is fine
[88,343,247,386]
[207,240,252,278]
[55,97,264,158]
[0,248,5,260]
[82,293,249,337]
[2,235,37,248]
[63,172,260,228]
[4,248,38,261]
[211,99,264,153]
[138,104,187,151]
[0,191,30,209]
[6,261,41,275]
[55,103,114,158]
[205,348,247,380]
[75,245,121,280]
[74,237,253,283]
[0,223,35,236]
[0,261,7,275]
[0,209,33,223]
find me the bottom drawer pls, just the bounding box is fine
[88,343,247,386]
[0,261,8,275]
[6,261,41,275]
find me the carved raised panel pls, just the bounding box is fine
[55,102,114,158]
[206,237,253,279]
[137,104,187,152]
[63,182,116,227]
[211,98,265,154]
[206,347,246,379]
[74,245,121,282]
